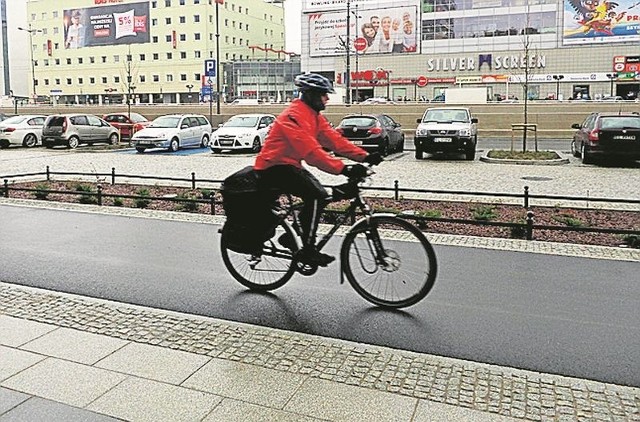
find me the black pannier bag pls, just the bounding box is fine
[220,166,278,254]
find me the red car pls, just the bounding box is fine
[102,112,150,139]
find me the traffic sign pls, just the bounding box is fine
[354,37,367,52]
[416,75,428,87]
[204,59,216,77]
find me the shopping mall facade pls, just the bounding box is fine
[23,0,288,105]
[301,0,640,102]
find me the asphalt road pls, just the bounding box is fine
[1,204,638,388]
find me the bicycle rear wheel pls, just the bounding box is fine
[220,221,297,291]
[341,216,437,308]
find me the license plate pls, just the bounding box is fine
[220,141,233,146]
[351,140,363,145]
[433,137,452,142]
[613,135,635,140]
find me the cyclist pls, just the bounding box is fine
[254,73,382,267]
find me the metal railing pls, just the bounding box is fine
[2,166,639,245]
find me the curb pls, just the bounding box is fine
[479,151,570,165]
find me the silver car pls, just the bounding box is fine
[42,114,120,149]
[131,114,211,153]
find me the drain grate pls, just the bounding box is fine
[521,176,553,181]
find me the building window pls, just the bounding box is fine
[180,16,186,23]
[102,77,107,83]
[152,1,157,7]
[246,24,249,31]
[180,0,185,4]
[140,54,146,61]
[195,73,201,80]
[78,77,83,84]
[239,6,242,13]
[180,52,187,59]
[194,15,200,23]
[232,37,236,44]
[66,58,72,64]
[225,35,229,43]
[180,34,186,41]
[53,11,58,18]
[90,56,95,63]
[114,76,120,83]
[239,22,243,29]
[194,51,201,58]
[78,58,83,64]
[114,55,120,62]
[165,0,171,6]
[166,17,171,24]
[44,79,49,85]
[225,19,228,26]
[53,27,59,34]
[90,77,95,84]
[55,58,60,65]
[195,0,200,4]
[152,18,157,26]
[44,59,49,66]
[140,75,146,82]
[153,75,160,82]
[153,53,159,60]
[66,78,72,85]
[165,35,171,42]
[195,33,201,40]
[55,78,60,85]
[153,36,158,43]
[166,74,173,82]
[180,74,187,81]
[167,52,173,59]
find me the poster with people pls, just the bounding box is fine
[63,2,150,48]
[308,5,418,57]
[562,0,640,45]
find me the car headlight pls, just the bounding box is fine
[416,128,428,136]
[459,128,471,136]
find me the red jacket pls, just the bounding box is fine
[254,99,368,174]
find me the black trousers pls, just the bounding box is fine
[256,165,330,246]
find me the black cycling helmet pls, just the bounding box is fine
[294,73,335,94]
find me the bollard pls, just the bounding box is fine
[526,210,534,240]
[97,185,102,206]
[111,168,116,185]
[394,180,399,201]
[210,194,215,215]
[3,179,8,198]
[524,185,529,208]
[191,172,196,190]
[46,165,50,181]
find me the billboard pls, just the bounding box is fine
[308,5,418,57]
[562,0,640,45]
[63,2,150,49]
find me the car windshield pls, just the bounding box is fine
[150,116,181,128]
[129,113,148,123]
[0,116,28,125]
[600,116,640,129]
[340,117,376,127]
[224,116,259,127]
[423,109,468,123]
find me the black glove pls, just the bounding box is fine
[341,164,368,179]
[364,152,383,166]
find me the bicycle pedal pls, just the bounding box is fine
[247,255,262,269]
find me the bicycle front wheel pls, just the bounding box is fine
[341,216,437,308]
[220,221,297,291]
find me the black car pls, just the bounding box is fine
[335,114,404,156]
[570,112,640,164]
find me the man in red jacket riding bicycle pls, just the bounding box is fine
[254,73,382,267]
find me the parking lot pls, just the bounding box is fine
[2,143,639,211]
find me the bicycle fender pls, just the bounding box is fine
[345,213,397,235]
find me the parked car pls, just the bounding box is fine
[0,113,14,122]
[131,114,211,153]
[102,112,151,139]
[335,114,404,156]
[42,114,120,149]
[599,96,624,102]
[0,115,47,148]
[414,107,478,160]
[570,112,640,164]
[210,113,275,153]
[359,97,396,105]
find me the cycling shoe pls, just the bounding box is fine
[296,247,335,267]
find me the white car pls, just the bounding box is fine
[210,113,275,153]
[0,115,47,148]
[131,114,211,153]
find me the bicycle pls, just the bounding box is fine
[219,168,437,309]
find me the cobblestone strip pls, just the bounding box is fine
[0,282,638,421]
[2,198,639,263]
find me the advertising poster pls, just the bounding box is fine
[63,2,150,49]
[308,5,418,57]
[562,0,640,45]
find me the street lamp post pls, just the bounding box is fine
[186,84,194,103]
[605,73,617,97]
[352,5,361,103]
[17,24,43,103]
[215,0,221,114]
[345,0,351,105]
[552,74,564,100]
